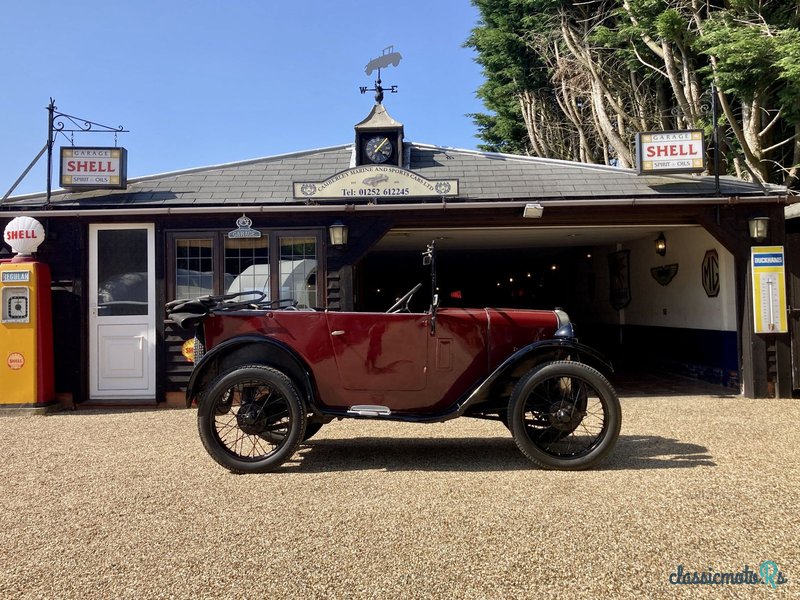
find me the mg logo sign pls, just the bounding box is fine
[702,249,720,297]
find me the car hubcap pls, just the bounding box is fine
[548,400,583,431]
[236,402,268,435]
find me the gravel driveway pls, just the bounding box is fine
[1,393,797,599]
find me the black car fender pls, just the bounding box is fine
[186,335,318,411]
[456,338,614,415]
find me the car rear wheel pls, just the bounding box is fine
[508,361,621,470]
[197,365,306,473]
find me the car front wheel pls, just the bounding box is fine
[197,365,307,473]
[508,361,621,470]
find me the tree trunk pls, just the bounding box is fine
[662,41,694,128]
[786,124,800,188]
[556,83,596,163]
[714,83,769,184]
[518,91,543,157]
[591,79,633,167]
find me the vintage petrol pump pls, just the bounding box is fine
[0,216,56,409]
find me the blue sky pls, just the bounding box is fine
[0,1,485,197]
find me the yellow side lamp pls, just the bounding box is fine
[181,338,195,363]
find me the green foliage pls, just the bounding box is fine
[696,14,781,101]
[468,0,800,187]
[469,111,530,154]
[775,28,800,123]
[466,0,556,155]
[654,9,688,44]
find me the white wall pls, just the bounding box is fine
[590,227,736,332]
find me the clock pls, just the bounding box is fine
[365,135,393,164]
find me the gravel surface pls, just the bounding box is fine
[1,394,798,599]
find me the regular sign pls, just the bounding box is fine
[635,130,705,174]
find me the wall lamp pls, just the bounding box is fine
[748,216,770,243]
[655,232,667,256]
[523,203,544,218]
[329,220,348,247]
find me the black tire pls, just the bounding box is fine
[508,361,621,470]
[197,365,307,473]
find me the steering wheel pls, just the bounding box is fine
[386,283,423,313]
[270,298,299,310]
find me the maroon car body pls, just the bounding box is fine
[168,245,621,473]
[200,308,560,414]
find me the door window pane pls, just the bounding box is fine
[225,237,270,299]
[97,229,148,316]
[279,237,317,307]
[175,239,214,300]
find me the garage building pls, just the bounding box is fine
[0,99,794,404]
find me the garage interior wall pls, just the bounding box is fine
[589,227,738,387]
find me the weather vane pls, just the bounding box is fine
[360,45,402,104]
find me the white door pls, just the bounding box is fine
[89,224,156,400]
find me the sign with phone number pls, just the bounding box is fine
[293,165,459,200]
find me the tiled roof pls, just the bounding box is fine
[2,142,779,210]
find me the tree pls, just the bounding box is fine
[466,0,800,188]
[466,0,553,155]
[695,2,800,185]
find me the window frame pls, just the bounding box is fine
[166,228,326,306]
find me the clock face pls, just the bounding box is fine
[365,136,393,163]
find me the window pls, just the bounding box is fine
[225,237,270,298]
[175,238,214,300]
[167,229,323,307]
[280,236,317,308]
[97,228,149,316]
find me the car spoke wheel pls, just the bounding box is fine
[197,365,306,473]
[508,361,620,470]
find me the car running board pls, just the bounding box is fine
[347,405,392,417]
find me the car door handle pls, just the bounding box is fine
[331,330,345,336]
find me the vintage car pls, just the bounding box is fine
[166,243,621,473]
[364,45,402,75]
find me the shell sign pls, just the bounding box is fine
[635,130,705,174]
[60,147,127,189]
[7,352,25,370]
[3,216,46,256]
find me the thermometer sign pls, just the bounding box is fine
[751,246,788,334]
